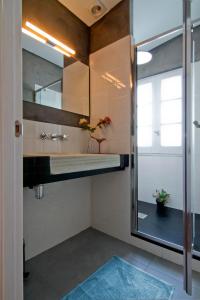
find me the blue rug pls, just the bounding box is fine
[61,256,174,300]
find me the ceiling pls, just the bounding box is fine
[58,0,200,44]
[133,0,200,44]
[58,0,122,26]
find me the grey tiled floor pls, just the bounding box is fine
[24,228,200,300]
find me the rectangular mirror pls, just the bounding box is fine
[22,0,91,128]
[22,32,89,117]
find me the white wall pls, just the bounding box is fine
[23,119,89,154]
[23,120,91,260]
[24,178,91,260]
[90,36,132,154]
[90,35,133,247]
[138,154,183,210]
[63,61,89,116]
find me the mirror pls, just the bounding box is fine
[22,29,90,117]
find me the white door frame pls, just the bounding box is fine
[0,0,23,299]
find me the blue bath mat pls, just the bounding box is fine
[62,256,174,300]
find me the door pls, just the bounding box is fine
[189,0,200,294]
[132,0,198,295]
[132,0,184,250]
[0,0,23,299]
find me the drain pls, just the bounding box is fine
[138,212,148,220]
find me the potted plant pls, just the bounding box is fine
[153,189,170,214]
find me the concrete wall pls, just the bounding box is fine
[23,50,62,102]
[138,26,200,80]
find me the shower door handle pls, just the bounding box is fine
[193,120,200,128]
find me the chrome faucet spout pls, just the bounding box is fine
[40,132,69,141]
[50,133,69,141]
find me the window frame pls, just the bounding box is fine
[137,68,183,155]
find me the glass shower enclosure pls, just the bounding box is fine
[132,0,200,294]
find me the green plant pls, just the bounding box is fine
[153,189,170,205]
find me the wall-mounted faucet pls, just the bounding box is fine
[40,132,69,141]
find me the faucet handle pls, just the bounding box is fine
[61,134,69,141]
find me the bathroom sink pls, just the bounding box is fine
[24,153,121,174]
[50,154,121,175]
[23,153,129,187]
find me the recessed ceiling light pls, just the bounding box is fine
[137,51,152,65]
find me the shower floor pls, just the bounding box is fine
[137,201,200,251]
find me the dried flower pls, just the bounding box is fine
[79,116,112,133]
[79,118,89,126]
[97,116,112,128]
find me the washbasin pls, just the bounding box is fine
[24,153,121,174]
[23,153,129,186]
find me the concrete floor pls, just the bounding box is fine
[24,228,200,300]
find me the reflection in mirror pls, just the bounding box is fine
[22,30,89,116]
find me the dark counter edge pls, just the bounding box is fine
[23,154,129,188]
[23,101,90,127]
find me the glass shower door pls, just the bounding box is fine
[132,0,199,295]
[132,0,185,251]
[134,35,184,249]
[191,0,200,257]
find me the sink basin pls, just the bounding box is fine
[23,153,129,186]
[49,154,121,175]
[24,153,121,175]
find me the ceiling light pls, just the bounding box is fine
[25,21,75,56]
[22,27,46,44]
[137,51,152,65]
[54,46,71,57]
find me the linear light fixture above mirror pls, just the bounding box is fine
[22,21,76,57]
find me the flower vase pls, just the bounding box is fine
[90,135,106,154]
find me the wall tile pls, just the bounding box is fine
[23,119,89,154]
[90,36,132,154]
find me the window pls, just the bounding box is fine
[160,76,182,147]
[137,69,182,154]
[137,83,152,147]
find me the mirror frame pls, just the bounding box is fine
[23,99,90,127]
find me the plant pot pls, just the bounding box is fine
[156,200,166,216]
